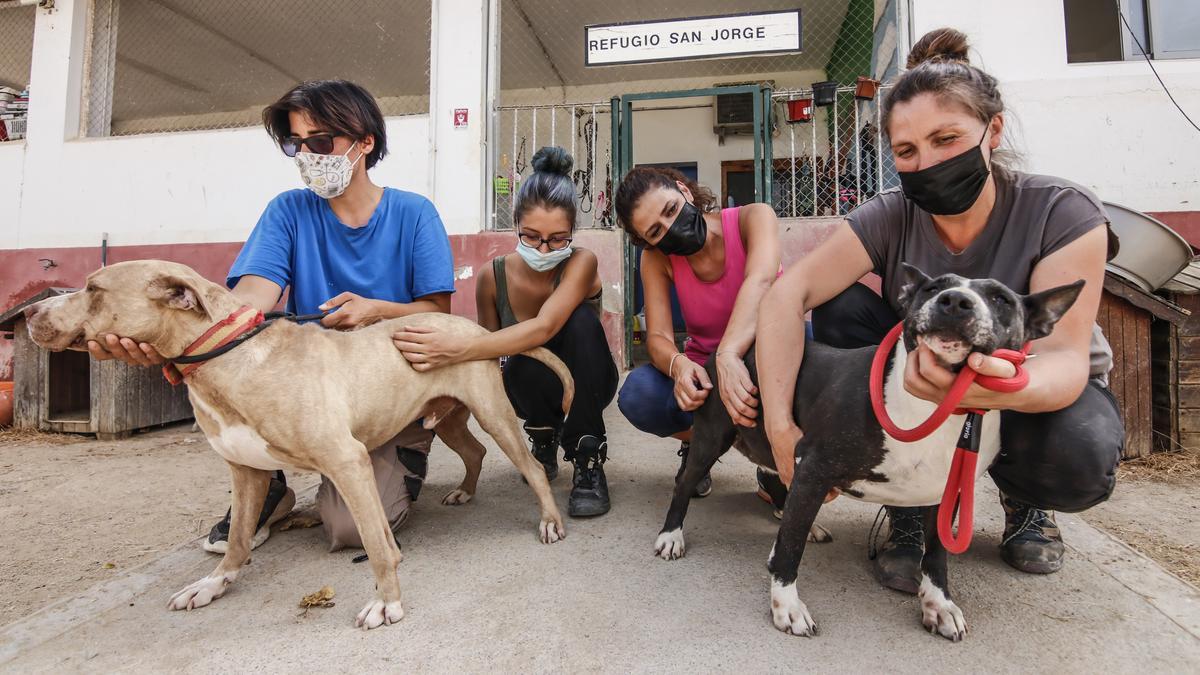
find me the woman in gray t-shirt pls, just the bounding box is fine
[756,28,1123,593]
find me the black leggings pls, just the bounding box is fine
[503,306,619,457]
[813,284,1124,513]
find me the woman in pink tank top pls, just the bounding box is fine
[613,166,785,506]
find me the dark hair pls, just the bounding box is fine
[614,166,718,247]
[262,80,388,169]
[514,146,577,228]
[882,28,1013,173]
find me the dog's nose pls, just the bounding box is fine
[937,291,975,315]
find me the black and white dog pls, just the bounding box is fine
[658,264,1083,641]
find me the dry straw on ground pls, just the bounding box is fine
[1118,448,1200,485]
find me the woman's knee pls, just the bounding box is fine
[812,283,895,348]
[994,384,1123,512]
[618,365,684,436]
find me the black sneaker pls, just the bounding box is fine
[1000,493,1065,574]
[756,467,788,520]
[675,441,712,498]
[525,425,559,482]
[868,506,924,594]
[203,477,296,554]
[568,435,610,517]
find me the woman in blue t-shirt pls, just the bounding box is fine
[86,80,456,555]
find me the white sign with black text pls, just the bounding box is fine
[585,10,802,67]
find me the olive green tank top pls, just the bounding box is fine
[492,253,602,329]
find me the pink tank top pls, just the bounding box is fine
[670,207,747,365]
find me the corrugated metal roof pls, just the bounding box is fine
[1163,260,1200,294]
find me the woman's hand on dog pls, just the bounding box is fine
[320,292,384,330]
[767,421,803,487]
[672,358,713,412]
[393,326,470,372]
[905,343,1020,408]
[87,334,165,366]
[715,351,759,427]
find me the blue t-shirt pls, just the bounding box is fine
[227,188,455,315]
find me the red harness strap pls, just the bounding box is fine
[868,322,1029,553]
[162,306,264,385]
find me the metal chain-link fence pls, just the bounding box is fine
[87,0,432,137]
[494,0,901,228]
[770,84,900,218]
[0,2,35,142]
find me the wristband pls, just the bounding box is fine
[668,353,684,379]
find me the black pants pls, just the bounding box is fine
[503,306,619,457]
[813,284,1124,513]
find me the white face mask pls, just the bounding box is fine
[295,144,363,199]
[516,240,573,272]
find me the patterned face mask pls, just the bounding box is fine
[294,143,363,199]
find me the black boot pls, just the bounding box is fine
[675,441,712,498]
[869,506,924,594]
[567,435,610,517]
[524,425,559,481]
[1000,493,1065,574]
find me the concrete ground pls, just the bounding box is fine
[2,407,1199,673]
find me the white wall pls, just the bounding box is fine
[910,0,1200,213]
[1,0,489,251]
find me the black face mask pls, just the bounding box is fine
[898,129,991,216]
[654,200,708,256]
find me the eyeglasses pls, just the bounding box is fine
[518,231,573,251]
[280,133,338,157]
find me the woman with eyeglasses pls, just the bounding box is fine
[393,146,619,518]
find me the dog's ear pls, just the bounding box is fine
[149,275,208,316]
[1022,280,1085,341]
[897,263,932,314]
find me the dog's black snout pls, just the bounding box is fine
[937,291,975,315]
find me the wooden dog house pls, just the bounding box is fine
[0,288,193,440]
[1097,273,1190,459]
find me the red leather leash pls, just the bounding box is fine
[868,322,1029,553]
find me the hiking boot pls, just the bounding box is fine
[1000,493,1065,574]
[869,506,924,594]
[203,477,296,554]
[675,441,712,498]
[567,435,610,517]
[756,467,788,520]
[525,425,559,482]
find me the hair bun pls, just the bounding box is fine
[531,146,573,177]
[907,27,970,69]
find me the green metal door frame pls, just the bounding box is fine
[612,85,774,368]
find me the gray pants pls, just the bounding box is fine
[315,422,433,552]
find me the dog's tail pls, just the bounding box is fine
[518,347,575,415]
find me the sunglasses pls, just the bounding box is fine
[280,133,340,157]
[518,231,573,251]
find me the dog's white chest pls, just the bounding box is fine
[190,392,287,471]
[848,345,1002,507]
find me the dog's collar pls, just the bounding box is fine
[163,306,265,385]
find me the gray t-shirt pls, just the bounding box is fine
[847,171,1115,382]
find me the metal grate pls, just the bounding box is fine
[86,0,433,137]
[493,0,902,228]
[0,3,35,142]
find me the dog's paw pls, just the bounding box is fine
[807,523,833,543]
[654,529,686,560]
[441,488,473,506]
[355,599,404,630]
[919,575,967,642]
[167,573,233,611]
[539,517,565,544]
[770,579,817,637]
